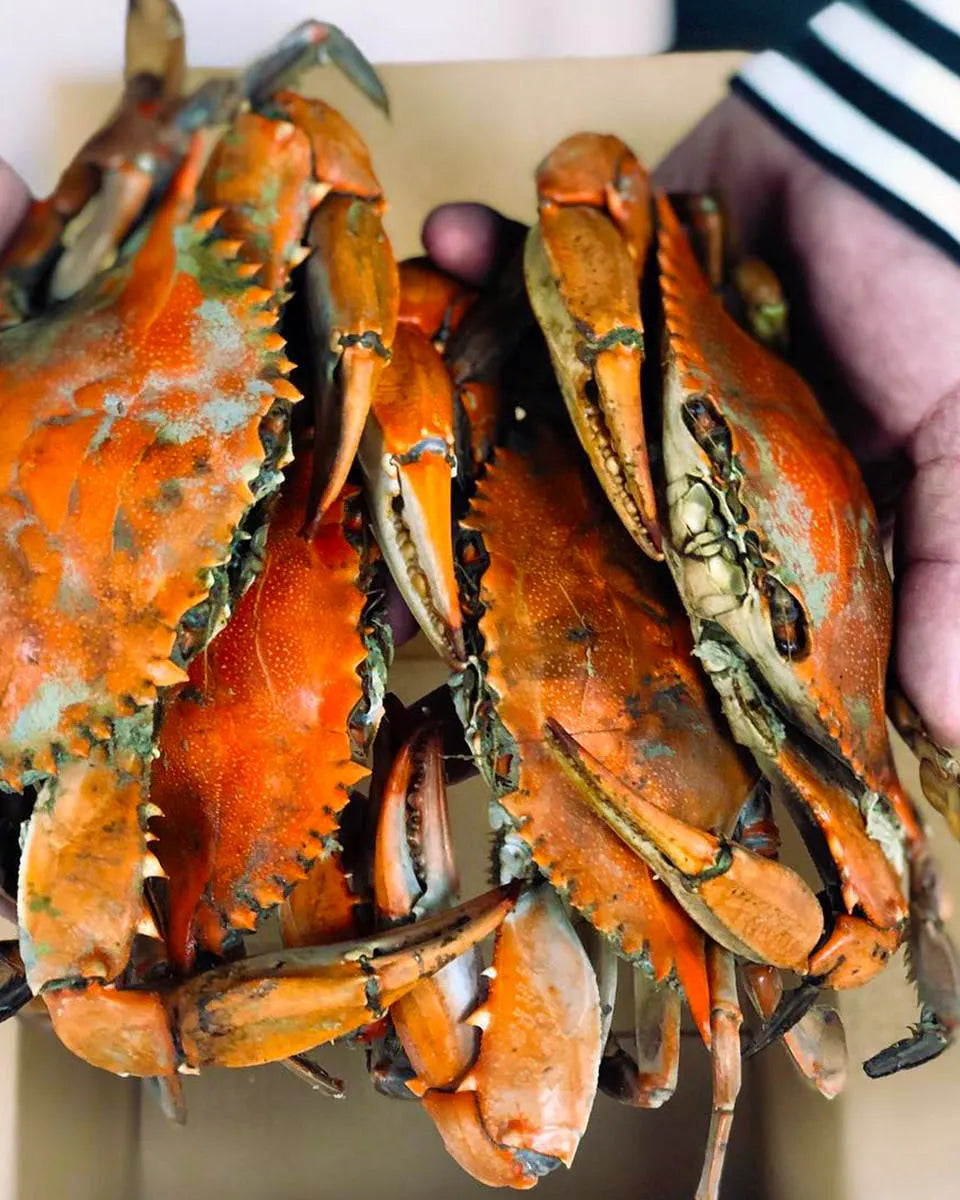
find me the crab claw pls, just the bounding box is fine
[542,718,823,972]
[173,883,517,1069]
[360,324,466,666]
[374,725,479,1093]
[303,193,399,533]
[44,884,517,1077]
[50,164,156,301]
[0,0,186,321]
[525,134,660,557]
[19,754,162,994]
[428,884,602,1186]
[525,210,660,558]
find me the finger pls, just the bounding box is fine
[0,158,30,250]
[421,203,525,287]
[382,572,421,651]
[895,401,960,746]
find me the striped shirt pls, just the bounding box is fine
[733,0,960,260]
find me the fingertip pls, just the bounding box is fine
[896,562,960,747]
[421,203,505,287]
[383,572,420,650]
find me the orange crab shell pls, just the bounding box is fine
[656,194,896,798]
[460,433,758,1034]
[0,140,299,788]
[152,453,383,972]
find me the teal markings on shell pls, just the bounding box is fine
[0,175,296,783]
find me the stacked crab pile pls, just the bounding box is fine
[1,4,958,1198]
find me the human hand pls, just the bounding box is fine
[0,159,29,252]
[422,95,960,747]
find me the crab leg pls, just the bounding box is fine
[359,322,466,666]
[733,785,848,1097]
[0,0,186,325]
[741,964,846,1098]
[582,924,618,1046]
[599,971,682,1109]
[543,719,824,972]
[18,753,161,994]
[43,884,516,1077]
[729,259,789,351]
[280,833,366,953]
[276,786,375,1097]
[888,685,960,841]
[771,741,905,988]
[696,945,742,1200]
[667,193,727,292]
[861,790,960,1075]
[668,190,789,354]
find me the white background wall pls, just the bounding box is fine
[0,0,673,191]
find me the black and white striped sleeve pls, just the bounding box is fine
[731,0,960,260]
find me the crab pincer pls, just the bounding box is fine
[524,133,661,558]
[542,720,825,974]
[359,315,466,667]
[373,725,480,1094]
[525,138,662,559]
[196,65,399,535]
[41,883,517,1076]
[0,0,188,326]
[372,723,602,1189]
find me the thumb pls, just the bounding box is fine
[421,203,525,287]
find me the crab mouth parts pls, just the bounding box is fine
[389,501,437,621]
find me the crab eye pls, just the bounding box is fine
[764,576,807,660]
[682,395,732,475]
